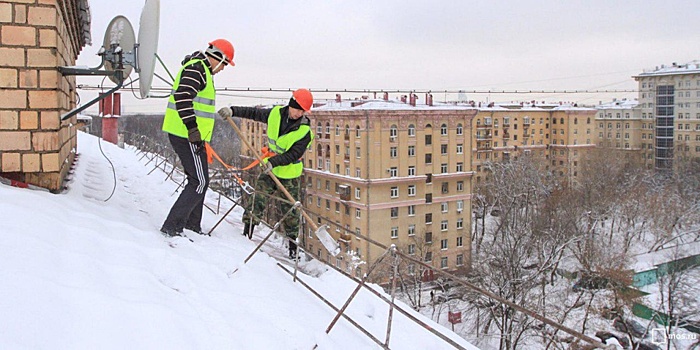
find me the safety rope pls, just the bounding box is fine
[203,143,275,194]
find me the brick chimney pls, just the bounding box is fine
[335,93,341,102]
[400,95,407,103]
[426,93,433,106]
[383,92,389,101]
[409,93,417,106]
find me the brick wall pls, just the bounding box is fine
[0,0,85,191]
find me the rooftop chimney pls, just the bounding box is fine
[401,95,407,103]
[335,93,341,102]
[383,92,389,101]
[426,93,433,106]
[409,93,417,106]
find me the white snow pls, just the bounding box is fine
[0,132,477,350]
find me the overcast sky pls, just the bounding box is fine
[76,0,700,113]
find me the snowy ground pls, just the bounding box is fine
[0,132,477,350]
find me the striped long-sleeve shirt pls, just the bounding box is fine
[174,51,211,131]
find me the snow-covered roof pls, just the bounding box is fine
[634,60,700,78]
[312,99,593,112]
[596,99,639,110]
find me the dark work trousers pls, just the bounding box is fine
[161,133,209,232]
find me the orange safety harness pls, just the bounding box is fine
[203,143,276,194]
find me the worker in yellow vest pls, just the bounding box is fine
[218,89,314,258]
[160,39,234,237]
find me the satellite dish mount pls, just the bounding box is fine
[58,0,160,120]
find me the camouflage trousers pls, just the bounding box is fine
[242,173,301,240]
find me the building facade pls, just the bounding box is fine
[634,61,700,170]
[471,103,597,187]
[239,97,476,279]
[0,0,90,191]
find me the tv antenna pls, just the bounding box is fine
[58,0,160,120]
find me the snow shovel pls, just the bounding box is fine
[224,116,340,256]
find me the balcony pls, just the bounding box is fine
[503,133,511,140]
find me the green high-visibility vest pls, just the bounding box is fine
[162,58,216,141]
[266,106,314,179]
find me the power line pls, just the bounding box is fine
[76,84,640,95]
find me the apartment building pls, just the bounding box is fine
[634,61,700,170]
[471,102,596,186]
[594,99,648,165]
[240,96,476,279]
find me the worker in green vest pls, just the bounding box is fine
[218,89,314,259]
[160,39,235,237]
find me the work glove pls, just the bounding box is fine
[187,127,202,143]
[187,127,204,153]
[261,158,273,174]
[218,107,233,120]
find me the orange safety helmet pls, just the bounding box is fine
[207,39,235,66]
[292,88,313,112]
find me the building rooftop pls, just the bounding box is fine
[312,99,594,112]
[596,99,639,110]
[634,60,700,78]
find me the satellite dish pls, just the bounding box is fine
[137,0,160,98]
[102,15,135,84]
[57,0,162,120]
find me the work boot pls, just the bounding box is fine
[243,223,256,239]
[185,225,208,236]
[160,226,183,238]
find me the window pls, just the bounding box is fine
[408,124,415,137]
[425,232,433,243]
[356,125,361,138]
[441,239,448,250]
[424,252,432,263]
[325,180,330,191]
[355,188,361,199]
[425,213,432,224]
[316,122,322,134]
[441,220,448,231]
[441,164,448,173]
[456,162,463,172]
[425,153,432,164]
[408,205,415,216]
[408,145,415,157]
[456,123,463,135]
[355,167,361,177]
[390,227,398,238]
[408,185,416,196]
[390,207,398,218]
[389,167,398,177]
[325,199,330,210]
[390,125,398,140]
[441,182,449,194]
[456,200,463,212]
[390,147,397,158]
[390,187,398,198]
[456,254,464,266]
[425,134,432,145]
[456,144,463,154]
[441,202,448,213]
[408,224,415,236]
[441,144,448,155]
[440,124,448,135]
[440,257,448,269]
[335,125,340,136]
[408,166,416,176]
[456,236,463,247]
[426,173,432,183]
[355,147,361,158]
[408,244,416,255]
[457,181,464,192]
[355,208,361,219]
[426,193,432,203]
[456,218,463,229]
